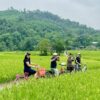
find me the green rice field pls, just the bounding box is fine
[0,51,100,100]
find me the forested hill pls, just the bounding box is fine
[0,8,100,51]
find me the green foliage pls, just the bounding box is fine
[0,9,100,51]
[0,50,100,83]
[52,39,65,54]
[38,39,51,55]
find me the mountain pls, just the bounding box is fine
[0,8,100,51]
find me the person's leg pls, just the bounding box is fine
[67,67,71,73]
[16,74,25,81]
[51,68,55,74]
[28,69,36,76]
[29,69,40,79]
[24,72,29,80]
[28,69,38,79]
[34,72,39,79]
[77,64,81,71]
[54,68,59,76]
[75,64,78,71]
[29,69,38,79]
[68,67,73,73]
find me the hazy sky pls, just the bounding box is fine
[0,0,100,29]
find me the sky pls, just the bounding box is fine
[0,0,100,30]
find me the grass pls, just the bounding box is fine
[0,50,100,100]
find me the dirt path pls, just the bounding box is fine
[0,80,22,91]
[0,81,15,91]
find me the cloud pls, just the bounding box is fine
[0,0,100,29]
[71,0,100,7]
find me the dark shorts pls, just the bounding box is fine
[24,69,36,76]
[67,67,74,72]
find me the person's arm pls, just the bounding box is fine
[26,62,38,68]
[75,60,79,64]
[51,57,56,62]
[51,56,59,62]
[75,59,81,65]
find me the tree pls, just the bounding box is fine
[0,9,99,51]
[0,42,7,51]
[38,39,51,55]
[21,37,35,51]
[75,35,92,48]
[52,39,64,55]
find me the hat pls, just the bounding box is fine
[53,53,58,56]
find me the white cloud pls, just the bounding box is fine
[0,0,100,29]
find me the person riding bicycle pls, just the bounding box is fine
[75,53,81,71]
